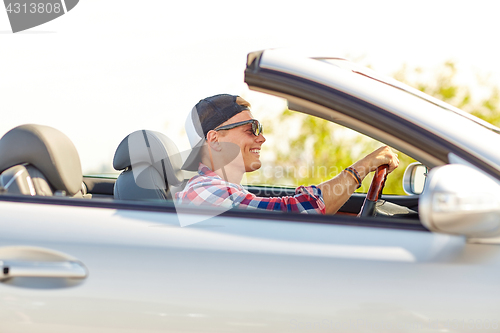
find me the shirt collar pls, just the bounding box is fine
[197,163,244,190]
[198,163,220,178]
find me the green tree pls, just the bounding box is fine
[394,61,500,126]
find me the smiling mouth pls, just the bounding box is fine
[250,148,260,155]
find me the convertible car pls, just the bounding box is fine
[1,49,500,332]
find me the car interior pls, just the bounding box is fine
[0,119,422,226]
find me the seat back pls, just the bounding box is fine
[113,130,185,201]
[0,164,53,196]
[0,124,84,197]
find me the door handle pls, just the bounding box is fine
[1,260,87,280]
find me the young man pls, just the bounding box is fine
[176,94,399,214]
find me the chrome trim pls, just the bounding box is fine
[0,260,87,280]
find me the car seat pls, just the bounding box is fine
[113,130,186,201]
[0,124,88,198]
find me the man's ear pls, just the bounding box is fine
[206,130,222,151]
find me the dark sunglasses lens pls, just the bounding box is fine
[252,121,263,136]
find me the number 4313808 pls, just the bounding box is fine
[6,2,61,14]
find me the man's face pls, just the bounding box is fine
[217,111,266,172]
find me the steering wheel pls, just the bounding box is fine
[358,164,389,217]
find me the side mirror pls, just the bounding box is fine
[403,162,428,195]
[419,164,500,238]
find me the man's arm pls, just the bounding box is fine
[232,185,325,214]
[176,176,326,213]
[317,146,399,214]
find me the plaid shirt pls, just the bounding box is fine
[175,164,325,214]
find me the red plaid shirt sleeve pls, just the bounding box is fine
[175,164,325,214]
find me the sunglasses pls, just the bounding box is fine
[214,119,263,136]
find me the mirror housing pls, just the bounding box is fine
[419,164,500,238]
[403,162,428,195]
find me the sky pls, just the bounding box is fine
[1,0,500,173]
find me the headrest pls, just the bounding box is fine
[0,124,83,195]
[113,130,183,186]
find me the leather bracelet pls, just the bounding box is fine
[344,167,362,189]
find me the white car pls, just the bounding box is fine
[1,49,499,332]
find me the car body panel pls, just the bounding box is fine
[1,200,500,332]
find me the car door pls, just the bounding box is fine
[2,197,499,332]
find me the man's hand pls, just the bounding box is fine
[351,146,399,180]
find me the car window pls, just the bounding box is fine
[243,109,416,195]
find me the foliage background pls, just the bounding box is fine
[246,61,500,194]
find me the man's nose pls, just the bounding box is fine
[256,133,266,143]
